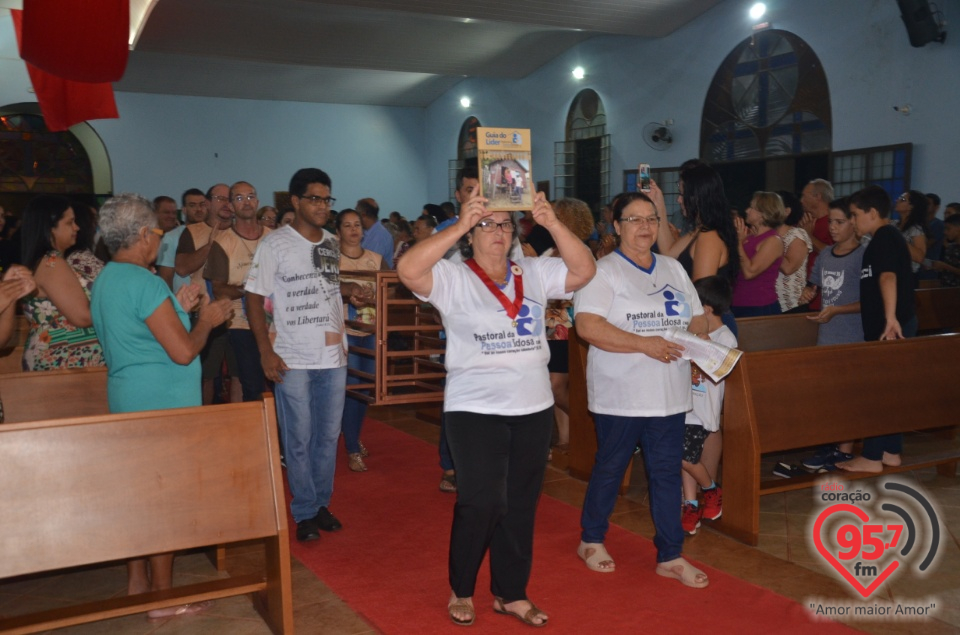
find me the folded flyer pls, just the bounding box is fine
[665,327,743,382]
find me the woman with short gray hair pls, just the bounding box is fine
[91,193,233,621]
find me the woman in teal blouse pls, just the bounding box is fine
[91,193,232,620]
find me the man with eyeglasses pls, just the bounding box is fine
[357,198,394,268]
[176,183,239,404]
[204,181,271,403]
[246,168,367,542]
[157,188,207,291]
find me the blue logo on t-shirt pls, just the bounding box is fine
[659,286,691,317]
[516,302,543,336]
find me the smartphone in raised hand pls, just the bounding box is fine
[638,163,651,192]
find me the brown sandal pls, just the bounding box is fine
[493,596,548,627]
[448,597,475,626]
[439,472,457,493]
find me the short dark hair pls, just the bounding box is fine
[289,168,332,199]
[423,204,445,226]
[21,194,73,270]
[926,192,941,206]
[828,197,852,219]
[356,198,379,219]
[849,186,891,219]
[777,190,803,226]
[694,275,732,315]
[456,161,479,191]
[440,201,456,218]
[181,188,204,206]
[416,214,437,229]
[610,191,654,223]
[943,214,960,227]
[152,195,175,210]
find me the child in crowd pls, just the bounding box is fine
[837,185,916,473]
[930,215,960,287]
[797,197,864,471]
[681,276,737,535]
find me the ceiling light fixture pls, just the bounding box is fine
[572,66,585,80]
[460,97,471,108]
[749,3,766,21]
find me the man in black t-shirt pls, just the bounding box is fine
[836,185,915,474]
[850,186,916,342]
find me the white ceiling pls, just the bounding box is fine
[112,0,722,107]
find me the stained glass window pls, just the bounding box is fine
[701,30,831,162]
[0,114,93,194]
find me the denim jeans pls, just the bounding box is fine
[228,329,266,402]
[342,333,375,454]
[274,366,347,522]
[581,412,685,562]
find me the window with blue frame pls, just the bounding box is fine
[830,144,912,200]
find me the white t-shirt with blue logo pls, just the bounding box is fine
[575,251,703,417]
[419,256,570,415]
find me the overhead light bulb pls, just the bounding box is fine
[460,97,471,108]
[572,66,585,80]
[749,3,766,21]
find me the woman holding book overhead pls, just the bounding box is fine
[574,190,710,587]
[397,190,595,627]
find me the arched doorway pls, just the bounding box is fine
[555,89,609,211]
[0,102,112,219]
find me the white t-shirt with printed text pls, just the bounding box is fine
[417,256,570,415]
[244,225,346,369]
[574,251,703,417]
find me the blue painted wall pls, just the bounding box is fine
[424,0,960,206]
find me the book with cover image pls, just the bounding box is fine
[477,127,533,212]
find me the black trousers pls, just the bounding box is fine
[445,407,552,602]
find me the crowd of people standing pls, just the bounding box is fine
[1,157,956,627]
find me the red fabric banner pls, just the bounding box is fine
[11,9,121,132]
[20,0,129,82]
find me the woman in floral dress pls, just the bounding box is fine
[20,195,104,371]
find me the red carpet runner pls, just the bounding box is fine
[287,419,857,634]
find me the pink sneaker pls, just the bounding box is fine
[702,486,722,521]
[681,502,702,535]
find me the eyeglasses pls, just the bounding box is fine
[300,196,336,206]
[149,227,164,237]
[898,194,909,202]
[233,193,258,203]
[476,219,516,233]
[210,195,230,203]
[618,215,660,227]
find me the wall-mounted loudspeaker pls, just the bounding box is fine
[896,0,946,47]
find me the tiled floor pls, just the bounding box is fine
[2,406,958,634]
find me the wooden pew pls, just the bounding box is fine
[0,397,293,634]
[0,345,23,373]
[914,286,960,334]
[0,367,107,423]
[716,334,959,546]
[736,313,819,352]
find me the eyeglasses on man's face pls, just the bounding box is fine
[618,215,660,227]
[233,193,258,203]
[210,195,230,203]
[300,196,336,207]
[476,219,515,233]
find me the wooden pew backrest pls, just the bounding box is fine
[735,313,819,352]
[0,367,108,423]
[0,399,284,578]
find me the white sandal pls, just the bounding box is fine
[577,540,616,573]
